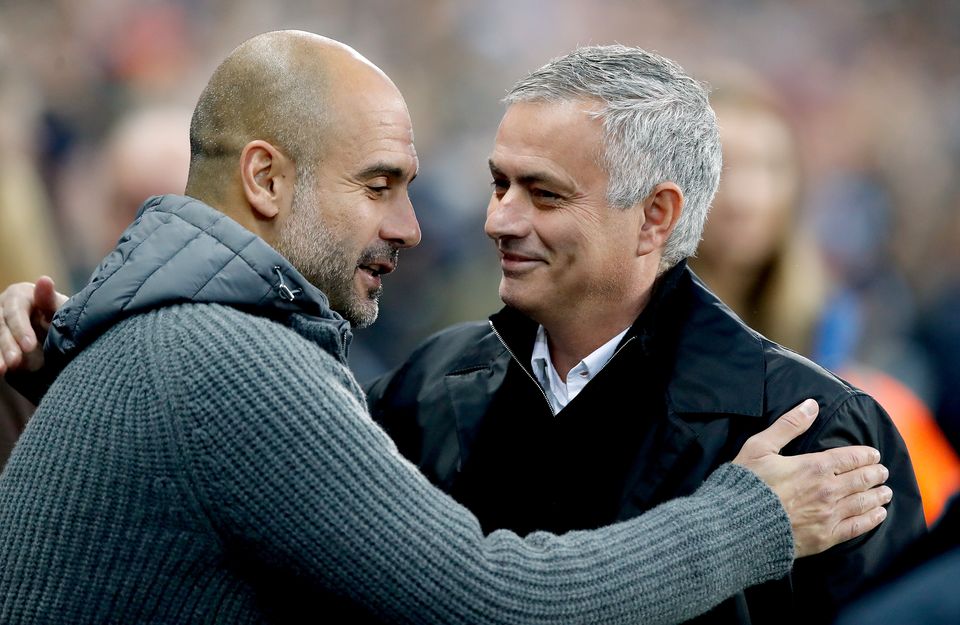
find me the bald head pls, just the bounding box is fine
[180,31,419,326]
[185,30,395,203]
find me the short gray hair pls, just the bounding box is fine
[505,45,722,269]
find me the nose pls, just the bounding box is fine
[484,187,529,241]
[381,194,422,249]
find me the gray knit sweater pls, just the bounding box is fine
[0,195,793,624]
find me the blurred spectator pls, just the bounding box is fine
[101,106,191,256]
[691,71,829,356]
[914,193,960,455]
[692,70,960,524]
[56,105,192,280]
[0,37,69,467]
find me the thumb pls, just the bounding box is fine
[743,399,819,457]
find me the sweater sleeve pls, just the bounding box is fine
[163,307,794,624]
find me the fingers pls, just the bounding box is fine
[831,505,888,545]
[833,462,889,501]
[814,445,882,475]
[789,460,891,557]
[737,399,819,459]
[2,282,40,352]
[834,484,893,520]
[0,320,21,375]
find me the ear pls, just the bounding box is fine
[637,182,683,256]
[239,140,295,221]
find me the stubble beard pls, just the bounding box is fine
[274,178,382,328]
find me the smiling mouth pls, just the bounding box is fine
[500,252,540,263]
[498,251,546,278]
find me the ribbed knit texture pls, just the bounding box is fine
[0,304,792,623]
[0,195,794,623]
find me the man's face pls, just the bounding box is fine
[275,77,421,328]
[485,100,642,326]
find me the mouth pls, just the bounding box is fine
[500,251,539,263]
[498,249,545,274]
[357,260,396,278]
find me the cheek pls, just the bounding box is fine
[537,210,593,254]
[326,199,379,251]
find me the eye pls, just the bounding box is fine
[532,188,561,201]
[491,178,508,197]
[366,177,391,196]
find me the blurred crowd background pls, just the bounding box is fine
[2,0,960,484]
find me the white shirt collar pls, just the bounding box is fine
[530,324,630,415]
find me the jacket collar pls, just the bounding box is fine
[664,268,766,418]
[45,194,352,375]
[485,261,689,377]
[481,261,766,419]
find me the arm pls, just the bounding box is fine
[162,310,878,624]
[367,354,892,561]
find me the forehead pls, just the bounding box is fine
[490,100,606,185]
[326,80,419,175]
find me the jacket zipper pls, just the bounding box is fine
[488,321,637,417]
[489,321,557,417]
[608,335,638,364]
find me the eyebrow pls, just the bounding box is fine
[488,159,566,189]
[357,162,417,184]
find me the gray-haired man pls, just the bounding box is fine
[366,45,925,624]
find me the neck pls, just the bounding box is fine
[186,185,279,247]
[540,292,649,379]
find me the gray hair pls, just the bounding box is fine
[505,45,722,269]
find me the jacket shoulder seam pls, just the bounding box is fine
[796,388,870,453]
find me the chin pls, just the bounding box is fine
[499,286,536,317]
[348,294,381,328]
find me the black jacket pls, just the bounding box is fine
[366,263,925,624]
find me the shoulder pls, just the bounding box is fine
[146,304,369,432]
[139,303,355,393]
[366,320,497,388]
[150,303,322,352]
[760,338,862,415]
[414,321,497,360]
[670,271,861,423]
[680,272,888,444]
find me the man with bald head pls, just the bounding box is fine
[183,30,420,329]
[0,31,893,623]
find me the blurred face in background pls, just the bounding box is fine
[698,103,800,271]
[104,108,192,256]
